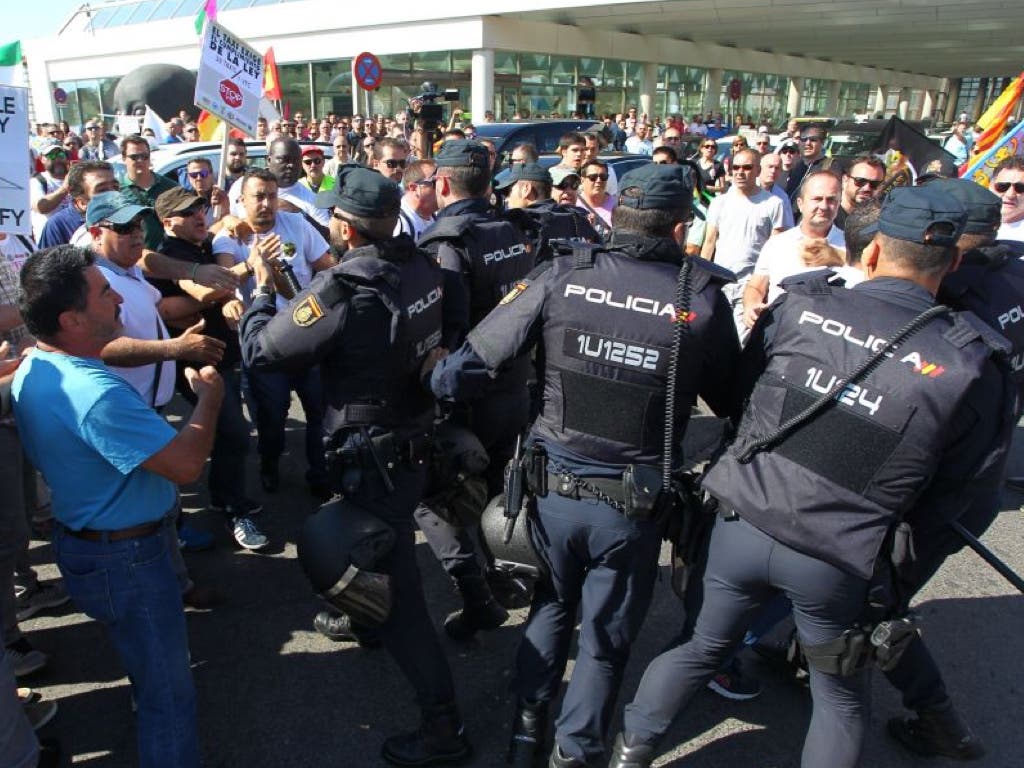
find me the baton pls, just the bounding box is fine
[951,520,1024,594]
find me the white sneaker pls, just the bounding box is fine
[232,516,269,551]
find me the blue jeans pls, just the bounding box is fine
[243,364,326,482]
[54,523,199,768]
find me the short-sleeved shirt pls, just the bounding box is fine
[211,211,329,310]
[753,224,848,303]
[12,349,177,530]
[706,187,785,280]
[95,257,176,407]
[997,218,1024,243]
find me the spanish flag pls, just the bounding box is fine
[972,71,1024,156]
[196,110,246,141]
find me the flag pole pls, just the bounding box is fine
[961,116,1024,182]
[217,126,229,189]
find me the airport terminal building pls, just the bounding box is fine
[22,0,1023,129]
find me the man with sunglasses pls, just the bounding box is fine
[836,155,886,231]
[373,137,409,183]
[394,159,437,243]
[992,156,1024,244]
[118,134,179,251]
[79,120,119,162]
[30,140,71,240]
[185,159,228,227]
[776,137,800,189]
[297,146,334,195]
[702,148,785,337]
[785,123,830,198]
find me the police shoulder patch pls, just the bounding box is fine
[499,282,528,305]
[292,294,325,327]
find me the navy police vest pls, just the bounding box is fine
[703,278,1002,579]
[532,243,731,467]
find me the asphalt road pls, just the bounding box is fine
[18,405,1024,768]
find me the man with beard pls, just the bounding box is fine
[223,138,249,190]
[836,155,886,231]
[30,140,71,239]
[229,138,330,231]
[38,161,119,249]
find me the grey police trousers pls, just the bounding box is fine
[622,515,872,768]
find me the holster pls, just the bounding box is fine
[622,464,663,521]
[802,628,873,677]
[870,614,920,671]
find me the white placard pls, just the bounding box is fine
[194,21,263,136]
[0,86,29,235]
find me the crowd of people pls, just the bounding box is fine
[1,101,1024,768]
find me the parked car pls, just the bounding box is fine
[474,120,601,158]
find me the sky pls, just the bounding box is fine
[6,0,91,44]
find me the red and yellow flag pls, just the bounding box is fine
[263,47,282,101]
[973,71,1024,155]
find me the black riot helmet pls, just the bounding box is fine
[297,498,396,626]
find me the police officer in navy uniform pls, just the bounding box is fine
[876,177,1023,761]
[239,166,470,766]
[497,161,602,259]
[416,140,536,640]
[432,163,740,768]
[609,186,1016,768]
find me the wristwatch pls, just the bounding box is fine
[255,284,276,298]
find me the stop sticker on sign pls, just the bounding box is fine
[219,79,243,108]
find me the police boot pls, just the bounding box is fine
[443,575,509,642]
[312,610,381,649]
[381,702,472,767]
[506,699,548,768]
[887,699,986,760]
[607,732,655,768]
[548,744,586,768]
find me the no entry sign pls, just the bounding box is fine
[354,52,383,91]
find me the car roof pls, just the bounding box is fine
[473,120,601,140]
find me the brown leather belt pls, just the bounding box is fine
[64,520,163,542]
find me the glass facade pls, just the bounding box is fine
[721,71,790,126]
[657,65,706,119]
[50,46,879,129]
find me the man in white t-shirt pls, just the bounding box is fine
[702,148,785,333]
[992,157,1024,243]
[213,169,334,499]
[743,170,847,330]
[393,159,437,243]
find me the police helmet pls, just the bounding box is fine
[423,421,490,527]
[297,498,395,627]
[479,495,546,578]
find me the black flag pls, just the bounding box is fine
[873,117,958,188]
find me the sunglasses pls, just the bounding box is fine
[382,158,406,169]
[850,176,882,190]
[756,140,771,146]
[555,180,581,190]
[799,136,823,143]
[126,152,150,162]
[415,177,436,187]
[993,181,1024,194]
[780,147,798,154]
[662,136,681,142]
[585,173,609,182]
[45,150,68,160]
[303,157,324,166]
[732,163,755,172]
[702,144,717,149]
[99,219,143,235]
[188,169,211,179]
[85,125,101,131]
